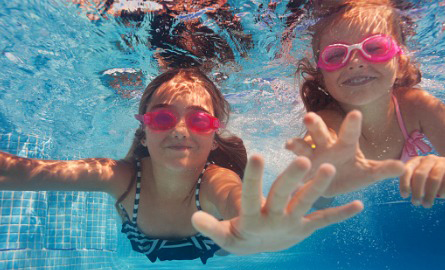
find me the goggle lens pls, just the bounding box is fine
[322,46,348,65]
[363,37,391,56]
[187,112,213,132]
[151,110,176,130]
[318,35,401,71]
[135,109,220,133]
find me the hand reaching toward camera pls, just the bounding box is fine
[191,155,363,255]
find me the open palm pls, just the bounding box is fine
[191,155,363,255]
[286,110,405,197]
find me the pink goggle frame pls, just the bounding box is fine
[135,108,221,133]
[317,34,402,71]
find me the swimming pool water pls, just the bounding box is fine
[0,0,444,269]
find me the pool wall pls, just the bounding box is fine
[0,133,121,269]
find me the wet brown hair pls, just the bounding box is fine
[115,68,247,212]
[297,0,421,112]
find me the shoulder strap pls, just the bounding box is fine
[132,159,142,224]
[195,162,211,211]
[392,95,409,140]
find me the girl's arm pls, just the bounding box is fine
[408,89,445,155]
[199,165,245,219]
[398,89,445,206]
[0,151,132,198]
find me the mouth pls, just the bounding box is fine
[167,145,192,151]
[341,76,376,86]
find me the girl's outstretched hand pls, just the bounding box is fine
[285,111,405,197]
[191,155,363,255]
[400,155,445,208]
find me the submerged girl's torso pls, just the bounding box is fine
[320,88,430,161]
[118,158,215,238]
[117,159,220,263]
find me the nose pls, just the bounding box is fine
[171,118,189,139]
[347,50,367,70]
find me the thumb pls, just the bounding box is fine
[191,211,230,248]
[285,138,313,157]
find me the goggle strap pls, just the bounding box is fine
[134,114,144,123]
[213,119,221,129]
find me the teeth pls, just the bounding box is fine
[343,76,375,85]
[349,77,372,83]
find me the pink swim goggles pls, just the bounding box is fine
[317,34,402,71]
[135,109,221,133]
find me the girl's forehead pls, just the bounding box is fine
[320,16,393,46]
[148,83,214,113]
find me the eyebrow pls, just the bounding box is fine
[150,104,212,114]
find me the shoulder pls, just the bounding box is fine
[395,87,444,110]
[106,159,136,199]
[395,87,445,128]
[396,87,438,106]
[205,164,241,177]
[199,164,242,215]
[201,164,242,188]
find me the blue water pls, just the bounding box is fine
[0,0,444,269]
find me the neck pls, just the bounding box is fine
[339,93,396,140]
[142,157,204,200]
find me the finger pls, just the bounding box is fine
[368,159,405,182]
[241,154,264,216]
[303,200,364,232]
[411,156,435,205]
[285,138,313,157]
[303,112,331,147]
[191,211,231,248]
[337,110,362,147]
[400,158,420,198]
[422,160,445,208]
[265,157,311,215]
[289,163,335,217]
[437,177,445,199]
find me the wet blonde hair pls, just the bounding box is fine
[298,0,421,112]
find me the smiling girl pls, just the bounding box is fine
[287,0,445,208]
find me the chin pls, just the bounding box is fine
[165,158,203,171]
[341,89,381,105]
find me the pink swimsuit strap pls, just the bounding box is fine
[392,95,432,162]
